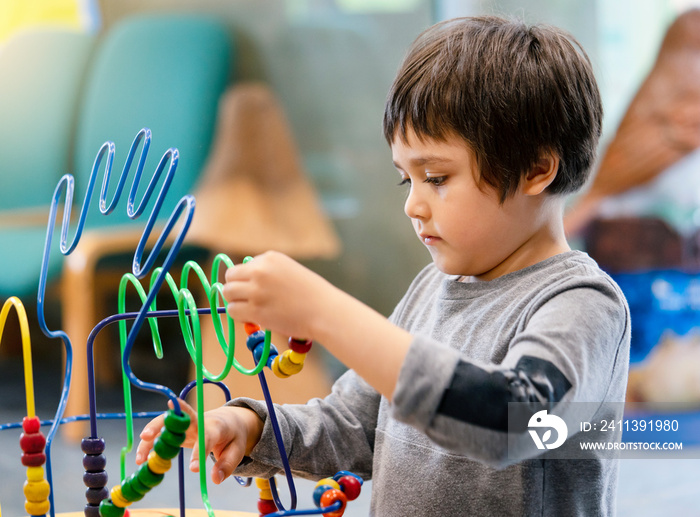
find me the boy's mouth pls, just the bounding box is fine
[419,233,441,245]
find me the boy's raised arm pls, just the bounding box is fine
[223,251,413,400]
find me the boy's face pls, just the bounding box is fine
[391,129,554,279]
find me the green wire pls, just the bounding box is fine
[115,253,271,512]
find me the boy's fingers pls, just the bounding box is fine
[135,413,166,464]
[211,440,245,485]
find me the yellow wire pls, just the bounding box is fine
[0,297,36,418]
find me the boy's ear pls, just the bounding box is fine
[522,150,559,196]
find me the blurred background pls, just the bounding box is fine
[2,0,700,515]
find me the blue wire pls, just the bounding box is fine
[35,128,194,517]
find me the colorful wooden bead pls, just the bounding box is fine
[81,437,106,455]
[24,499,50,516]
[255,477,271,489]
[253,342,278,365]
[26,466,44,482]
[21,452,46,467]
[83,453,107,472]
[23,479,50,501]
[98,498,125,517]
[320,488,347,517]
[289,337,313,354]
[109,486,131,508]
[244,322,261,335]
[119,479,144,503]
[287,350,306,365]
[125,474,149,496]
[83,471,109,488]
[271,357,290,378]
[315,478,340,491]
[163,409,191,434]
[84,504,101,517]
[85,487,109,505]
[337,475,362,501]
[159,428,186,448]
[332,471,363,485]
[246,330,266,351]
[275,352,303,376]
[136,463,164,488]
[22,416,41,434]
[153,436,180,460]
[313,484,334,507]
[20,431,46,453]
[256,498,278,515]
[147,450,172,474]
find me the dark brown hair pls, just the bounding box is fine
[383,16,603,202]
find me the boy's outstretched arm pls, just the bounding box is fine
[135,398,264,484]
[223,251,413,400]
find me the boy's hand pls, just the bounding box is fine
[224,251,333,341]
[135,398,264,484]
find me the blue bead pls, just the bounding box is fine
[253,342,278,365]
[313,485,333,508]
[333,471,363,485]
[246,330,266,351]
[265,349,279,369]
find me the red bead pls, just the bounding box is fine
[320,488,347,517]
[245,322,261,335]
[288,337,313,354]
[256,498,277,514]
[21,452,46,467]
[337,475,362,501]
[20,432,46,454]
[22,416,41,434]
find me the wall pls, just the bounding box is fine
[97,0,435,321]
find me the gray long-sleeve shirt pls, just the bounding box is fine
[230,251,631,516]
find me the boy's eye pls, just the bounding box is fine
[424,176,447,186]
[397,177,411,187]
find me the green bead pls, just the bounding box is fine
[126,473,149,496]
[98,499,125,517]
[153,435,181,460]
[120,479,144,502]
[159,428,186,448]
[136,463,164,488]
[164,409,190,433]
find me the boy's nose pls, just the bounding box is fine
[404,187,429,220]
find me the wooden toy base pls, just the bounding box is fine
[54,510,256,516]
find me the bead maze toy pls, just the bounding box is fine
[0,129,363,517]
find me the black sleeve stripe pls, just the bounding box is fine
[436,355,572,431]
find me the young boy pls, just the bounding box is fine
[137,16,630,516]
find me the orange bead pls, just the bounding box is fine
[244,322,261,335]
[320,488,347,517]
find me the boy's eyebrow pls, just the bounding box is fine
[392,155,454,169]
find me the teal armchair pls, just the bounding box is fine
[0,28,94,299]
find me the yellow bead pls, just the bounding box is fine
[315,477,340,491]
[26,466,44,482]
[23,479,50,502]
[278,353,303,376]
[147,450,172,474]
[271,357,290,378]
[110,485,132,508]
[255,477,271,490]
[288,350,306,365]
[258,487,273,500]
[25,500,50,515]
